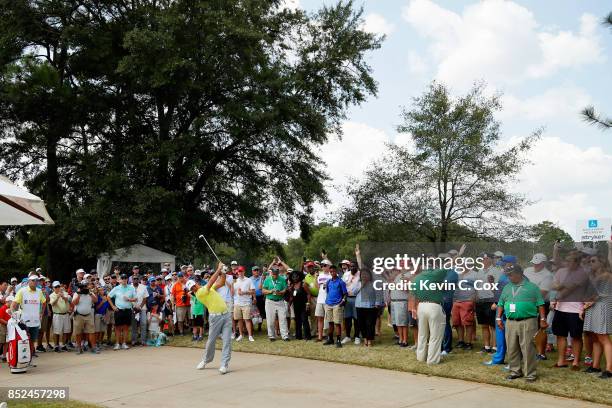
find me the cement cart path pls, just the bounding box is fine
[0,346,607,408]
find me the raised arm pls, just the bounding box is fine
[277,257,290,273]
[552,241,561,268]
[355,243,363,270]
[207,262,224,290]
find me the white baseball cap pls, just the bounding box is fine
[76,268,85,274]
[321,259,332,266]
[164,275,172,281]
[530,253,548,265]
[493,251,504,258]
[28,275,38,281]
[340,259,351,265]
[230,261,238,266]
[10,277,17,283]
[84,273,91,279]
[448,249,458,256]
[52,281,61,288]
[185,280,196,291]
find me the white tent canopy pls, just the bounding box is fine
[96,244,176,276]
[0,175,54,225]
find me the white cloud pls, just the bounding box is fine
[265,121,393,241]
[407,51,428,75]
[320,121,390,184]
[518,136,612,194]
[402,0,604,88]
[531,14,604,77]
[500,85,592,121]
[517,136,612,236]
[361,13,395,37]
[522,193,599,236]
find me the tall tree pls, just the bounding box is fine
[581,12,612,130]
[0,0,381,278]
[341,82,540,246]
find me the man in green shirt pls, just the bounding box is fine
[412,268,447,365]
[496,264,547,382]
[262,267,289,341]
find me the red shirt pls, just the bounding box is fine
[0,304,11,325]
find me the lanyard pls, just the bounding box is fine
[510,285,522,300]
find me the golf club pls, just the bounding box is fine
[198,234,222,264]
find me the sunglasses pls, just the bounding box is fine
[589,259,599,263]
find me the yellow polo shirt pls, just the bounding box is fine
[195,286,227,314]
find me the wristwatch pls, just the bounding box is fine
[495,317,502,321]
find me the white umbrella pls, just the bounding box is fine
[0,175,54,225]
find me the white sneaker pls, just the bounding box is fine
[354,337,361,345]
[121,343,129,350]
[196,360,206,370]
[219,366,228,375]
[341,337,351,344]
[235,335,243,342]
[248,336,255,342]
[113,344,120,350]
[231,333,236,340]
[441,350,449,356]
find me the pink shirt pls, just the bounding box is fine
[553,266,587,313]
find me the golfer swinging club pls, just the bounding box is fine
[190,260,232,374]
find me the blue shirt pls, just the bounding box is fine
[108,285,136,310]
[325,277,347,306]
[147,286,164,310]
[251,276,263,296]
[95,296,110,315]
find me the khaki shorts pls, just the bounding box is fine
[176,306,189,323]
[94,314,107,332]
[233,304,252,320]
[324,304,344,325]
[73,313,95,335]
[52,313,72,335]
[315,303,326,317]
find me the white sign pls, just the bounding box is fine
[576,218,611,241]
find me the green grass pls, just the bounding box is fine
[169,321,612,406]
[7,401,100,408]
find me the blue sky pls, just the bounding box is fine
[266,0,612,241]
